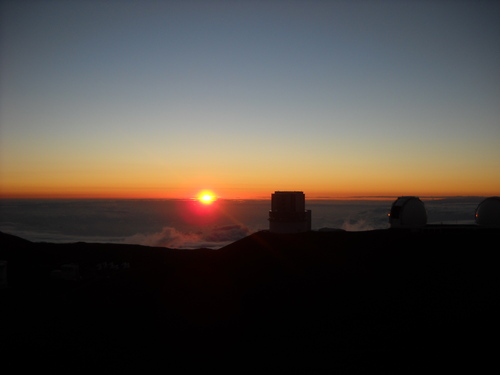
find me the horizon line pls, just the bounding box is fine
[0,195,494,201]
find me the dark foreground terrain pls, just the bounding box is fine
[1,227,499,372]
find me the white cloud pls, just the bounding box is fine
[124,224,252,249]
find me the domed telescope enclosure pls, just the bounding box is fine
[475,197,500,226]
[389,196,427,228]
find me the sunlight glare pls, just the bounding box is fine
[197,190,217,205]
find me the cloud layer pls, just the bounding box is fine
[0,198,485,247]
[124,224,252,249]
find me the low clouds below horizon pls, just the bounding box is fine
[124,224,252,249]
[0,198,484,247]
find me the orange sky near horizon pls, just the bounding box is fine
[1,168,498,200]
[1,130,498,199]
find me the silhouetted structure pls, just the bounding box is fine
[475,197,500,226]
[269,191,311,233]
[389,196,427,228]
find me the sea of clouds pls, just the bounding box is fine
[0,197,485,249]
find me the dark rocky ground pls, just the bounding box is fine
[1,227,499,372]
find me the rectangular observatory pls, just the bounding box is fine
[269,191,312,233]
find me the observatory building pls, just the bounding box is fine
[475,197,500,227]
[269,191,311,233]
[389,196,427,229]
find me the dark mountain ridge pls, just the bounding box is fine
[1,228,499,372]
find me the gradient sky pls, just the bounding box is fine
[1,0,499,199]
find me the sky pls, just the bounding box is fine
[1,0,499,199]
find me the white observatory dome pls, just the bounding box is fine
[475,197,500,226]
[389,196,427,228]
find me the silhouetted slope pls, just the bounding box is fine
[1,229,499,372]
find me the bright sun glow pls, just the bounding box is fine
[197,191,216,204]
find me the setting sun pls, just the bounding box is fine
[197,191,217,204]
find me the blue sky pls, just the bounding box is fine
[1,0,499,198]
